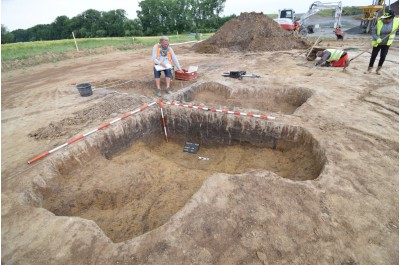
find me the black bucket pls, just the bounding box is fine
[77,83,93,97]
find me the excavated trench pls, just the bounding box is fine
[34,106,326,243]
[177,82,313,114]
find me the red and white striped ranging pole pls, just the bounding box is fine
[162,101,276,120]
[27,102,157,164]
[158,98,169,142]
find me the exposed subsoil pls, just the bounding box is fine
[40,133,320,243]
[2,12,399,265]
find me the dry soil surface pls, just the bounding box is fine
[2,34,399,264]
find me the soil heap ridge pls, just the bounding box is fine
[194,12,311,53]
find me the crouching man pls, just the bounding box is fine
[315,49,349,67]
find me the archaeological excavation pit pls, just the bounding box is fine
[176,82,313,114]
[33,106,326,243]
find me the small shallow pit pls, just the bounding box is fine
[177,82,313,114]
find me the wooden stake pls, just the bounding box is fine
[72,32,79,51]
[306,35,321,60]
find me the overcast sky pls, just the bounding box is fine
[2,0,373,31]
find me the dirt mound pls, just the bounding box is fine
[194,12,311,53]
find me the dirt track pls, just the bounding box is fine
[2,28,399,264]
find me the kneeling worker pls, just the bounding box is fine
[152,35,182,97]
[315,49,349,67]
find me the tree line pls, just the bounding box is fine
[2,0,235,44]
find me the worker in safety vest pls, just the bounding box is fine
[366,10,399,75]
[315,49,350,67]
[152,36,182,97]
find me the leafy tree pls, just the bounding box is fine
[12,28,30,42]
[174,0,194,33]
[79,9,102,37]
[160,0,176,34]
[102,9,127,37]
[1,24,15,43]
[4,1,234,43]
[137,0,166,35]
[78,27,88,38]
[28,24,52,41]
[95,29,107,37]
[68,16,84,38]
[188,0,225,29]
[123,18,144,36]
[137,0,226,35]
[51,16,71,40]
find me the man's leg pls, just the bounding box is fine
[365,46,380,73]
[155,78,161,89]
[376,46,390,75]
[368,46,381,67]
[165,69,172,94]
[377,45,390,67]
[331,54,348,67]
[154,67,162,96]
[155,78,162,96]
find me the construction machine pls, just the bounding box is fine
[274,1,343,36]
[358,0,386,33]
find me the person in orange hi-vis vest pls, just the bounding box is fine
[152,36,182,97]
[334,26,345,40]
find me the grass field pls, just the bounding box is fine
[1,34,211,62]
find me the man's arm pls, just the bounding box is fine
[169,48,181,70]
[371,24,378,41]
[315,51,330,66]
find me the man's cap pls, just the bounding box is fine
[381,10,395,19]
[160,36,169,41]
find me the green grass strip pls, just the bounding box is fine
[1,34,213,61]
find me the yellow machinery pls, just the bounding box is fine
[359,0,386,33]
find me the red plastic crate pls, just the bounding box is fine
[175,69,197,81]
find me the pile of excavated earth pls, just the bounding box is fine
[194,12,311,53]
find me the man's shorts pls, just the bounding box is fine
[154,67,172,78]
